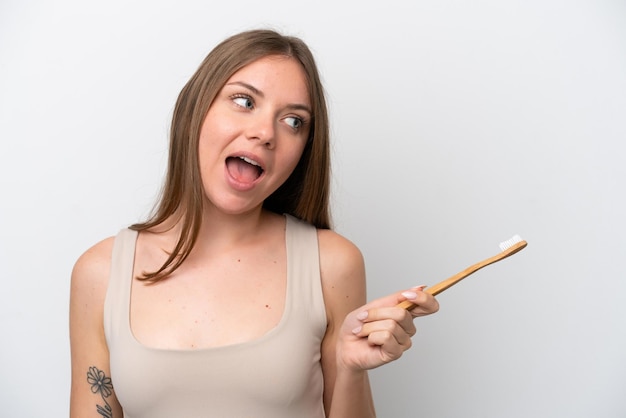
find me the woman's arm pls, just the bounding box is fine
[318,229,375,417]
[69,238,123,418]
[318,230,439,418]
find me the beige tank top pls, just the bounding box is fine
[104,215,328,417]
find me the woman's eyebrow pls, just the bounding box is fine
[226,81,312,115]
[227,81,263,97]
[286,103,312,115]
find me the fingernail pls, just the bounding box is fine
[402,291,418,300]
[356,311,368,321]
[352,326,362,334]
[412,285,427,291]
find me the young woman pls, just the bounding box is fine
[69,29,439,418]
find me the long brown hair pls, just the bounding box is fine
[130,29,331,282]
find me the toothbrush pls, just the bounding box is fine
[397,235,528,310]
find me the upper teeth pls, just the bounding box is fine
[239,156,260,167]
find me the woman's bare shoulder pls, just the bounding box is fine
[71,236,116,296]
[317,229,367,310]
[317,229,364,270]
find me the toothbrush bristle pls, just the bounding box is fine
[499,235,523,251]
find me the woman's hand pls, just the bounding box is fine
[336,287,439,372]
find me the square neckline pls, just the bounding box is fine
[124,215,297,353]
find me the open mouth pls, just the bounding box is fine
[225,156,264,183]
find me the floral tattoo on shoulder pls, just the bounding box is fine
[87,366,114,418]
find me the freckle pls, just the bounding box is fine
[238,259,241,262]
[265,304,270,308]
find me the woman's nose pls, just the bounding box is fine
[246,113,275,149]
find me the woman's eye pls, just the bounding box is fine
[233,96,254,109]
[285,116,303,130]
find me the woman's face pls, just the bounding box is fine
[197,55,312,216]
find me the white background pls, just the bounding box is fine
[1,0,625,416]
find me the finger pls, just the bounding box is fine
[354,316,416,345]
[367,328,413,351]
[356,307,416,336]
[362,286,438,312]
[398,287,440,317]
[367,329,412,363]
